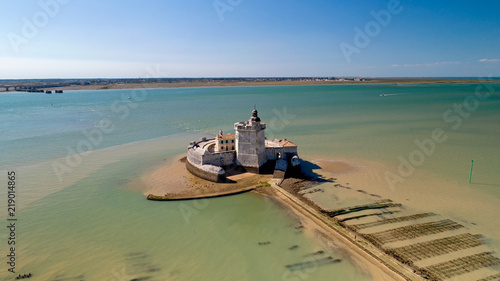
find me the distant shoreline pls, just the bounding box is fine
[0,77,497,92]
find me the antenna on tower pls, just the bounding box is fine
[254,104,256,110]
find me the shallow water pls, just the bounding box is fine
[1,84,499,280]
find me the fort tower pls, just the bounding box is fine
[234,108,267,172]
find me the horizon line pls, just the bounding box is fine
[1,76,499,81]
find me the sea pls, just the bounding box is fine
[1,83,499,280]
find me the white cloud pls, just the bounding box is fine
[478,58,500,63]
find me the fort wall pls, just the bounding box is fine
[265,146,298,161]
[185,160,226,183]
[201,151,235,167]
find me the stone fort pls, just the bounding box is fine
[186,108,300,182]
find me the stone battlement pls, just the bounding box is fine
[234,121,266,131]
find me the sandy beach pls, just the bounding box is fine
[138,156,415,280]
[136,156,272,199]
[264,186,414,281]
[306,157,500,242]
[138,154,500,280]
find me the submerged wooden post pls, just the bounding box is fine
[469,160,474,184]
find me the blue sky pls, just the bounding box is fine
[1,0,499,78]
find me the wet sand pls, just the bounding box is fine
[138,156,412,280]
[307,157,500,245]
[264,186,414,281]
[136,156,271,198]
[298,157,500,280]
[138,154,500,280]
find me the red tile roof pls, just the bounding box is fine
[217,134,235,140]
[279,140,297,147]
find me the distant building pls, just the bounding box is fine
[215,131,235,152]
[186,108,299,182]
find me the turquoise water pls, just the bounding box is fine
[1,84,499,280]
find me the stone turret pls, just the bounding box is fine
[234,108,267,172]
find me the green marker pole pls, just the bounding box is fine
[469,160,474,184]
